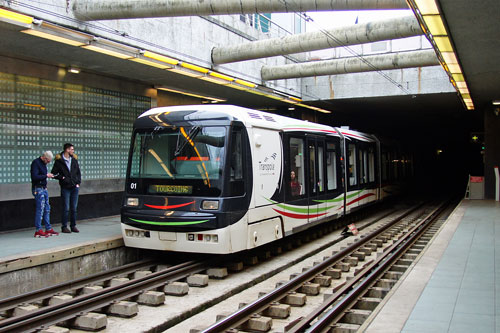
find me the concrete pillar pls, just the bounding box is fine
[73,0,408,20]
[261,49,439,80]
[213,15,421,64]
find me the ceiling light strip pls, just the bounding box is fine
[0,7,33,25]
[5,9,306,108]
[409,0,474,110]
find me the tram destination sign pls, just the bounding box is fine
[149,184,193,195]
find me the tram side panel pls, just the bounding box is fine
[245,126,285,249]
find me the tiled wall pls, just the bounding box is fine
[0,72,151,184]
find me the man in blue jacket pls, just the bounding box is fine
[51,143,82,233]
[31,151,59,237]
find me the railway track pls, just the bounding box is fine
[0,200,445,332]
[0,260,209,332]
[198,200,455,332]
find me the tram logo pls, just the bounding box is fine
[259,152,278,175]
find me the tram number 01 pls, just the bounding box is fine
[130,183,137,190]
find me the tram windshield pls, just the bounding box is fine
[129,126,226,196]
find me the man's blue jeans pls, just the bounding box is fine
[32,187,51,231]
[61,187,79,228]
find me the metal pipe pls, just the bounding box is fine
[261,49,439,80]
[213,15,420,64]
[73,0,408,21]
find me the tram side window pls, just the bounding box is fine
[359,148,368,185]
[318,144,324,193]
[348,144,357,186]
[229,128,244,196]
[309,142,317,194]
[326,143,337,190]
[368,147,375,183]
[289,138,305,197]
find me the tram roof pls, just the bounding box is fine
[139,105,375,142]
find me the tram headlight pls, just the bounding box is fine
[202,200,219,210]
[126,197,139,206]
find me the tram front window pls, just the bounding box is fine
[129,126,226,196]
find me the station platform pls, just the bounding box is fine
[0,216,123,274]
[365,199,500,333]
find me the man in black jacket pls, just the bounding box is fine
[52,143,82,233]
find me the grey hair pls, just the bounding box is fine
[42,151,54,160]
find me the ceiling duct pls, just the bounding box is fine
[212,15,421,64]
[261,49,439,80]
[73,0,408,20]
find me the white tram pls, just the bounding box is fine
[121,105,408,254]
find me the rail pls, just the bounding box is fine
[201,202,427,332]
[0,260,207,332]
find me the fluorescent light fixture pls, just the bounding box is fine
[167,67,204,78]
[68,67,80,74]
[180,62,210,74]
[83,44,133,59]
[296,103,332,114]
[130,57,172,69]
[200,75,232,85]
[281,98,299,104]
[22,22,92,47]
[452,73,465,82]
[22,29,86,46]
[142,51,179,65]
[410,0,475,110]
[265,94,283,101]
[209,72,234,82]
[156,86,226,102]
[414,0,439,15]
[441,52,458,64]
[422,15,447,36]
[234,79,257,88]
[492,101,500,106]
[434,36,453,52]
[82,40,136,59]
[0,8,33,25]
[447,63,461,73]
[226,83,250,91]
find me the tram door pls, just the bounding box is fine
[307,138,327,223]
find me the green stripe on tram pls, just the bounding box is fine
[129,218,209,226]
[314,189,366,203]
[265,197,336,213]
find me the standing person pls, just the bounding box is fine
[31,151,59,237]
[52,143,81,233]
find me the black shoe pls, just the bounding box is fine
[71,226,80,233]
[61,227,71,233]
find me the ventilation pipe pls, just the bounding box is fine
[261,49,439,80]
[73,0,408,20]
[213,15,420,64]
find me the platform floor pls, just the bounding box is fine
[0,216,122,273]
[365,199,500,333]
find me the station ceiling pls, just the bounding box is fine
[0,1,496,140]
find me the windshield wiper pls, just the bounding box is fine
[174,126,201,157]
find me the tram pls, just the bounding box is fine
[121,105,407,254]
